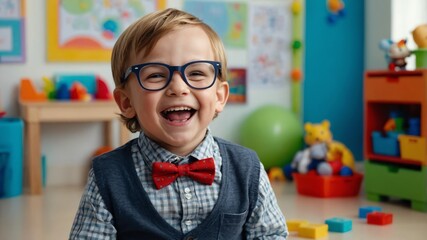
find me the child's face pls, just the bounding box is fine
[115,26,229,156]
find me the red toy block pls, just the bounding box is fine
[367,212,393,225]
[95,77,112,100]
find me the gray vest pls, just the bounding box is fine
[93,137,261,240]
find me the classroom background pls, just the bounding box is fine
[1,0,427,239]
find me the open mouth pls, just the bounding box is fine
[161,106,196,123]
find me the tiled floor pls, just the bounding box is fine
[1,182,427,240]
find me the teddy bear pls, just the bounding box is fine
[412,24,427,48]
[287,120,355,178]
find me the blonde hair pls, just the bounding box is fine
[111,8,228,132]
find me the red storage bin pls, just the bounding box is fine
[293,172,363,198]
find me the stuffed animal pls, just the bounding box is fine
[379,39,412,71]
[412,24,427,48]
[289,120,355,177]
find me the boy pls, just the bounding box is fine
[70,8,288,239]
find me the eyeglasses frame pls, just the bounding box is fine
[121,60,222,91]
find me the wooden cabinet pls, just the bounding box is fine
[364,70,427,212]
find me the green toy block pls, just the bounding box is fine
[365,161,427,212]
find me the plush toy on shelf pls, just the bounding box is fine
[289,120,355,177]
[379,38,412,71]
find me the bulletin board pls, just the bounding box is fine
[46,0,166,62]
[0,0,25,63]
[44,0,303,110]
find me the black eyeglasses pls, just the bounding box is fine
[121,60,221,91]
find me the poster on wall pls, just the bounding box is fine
[0,0,25,63]
[248,1,292,87]
[183,0,247,49]
[46,0,166,62]
[227,68,246,103]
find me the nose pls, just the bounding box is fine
[165,71,190,96]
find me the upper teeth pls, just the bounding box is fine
[165,107,191,112]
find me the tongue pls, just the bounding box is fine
[166,111,192,121]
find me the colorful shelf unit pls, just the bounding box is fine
[364,70,427,211]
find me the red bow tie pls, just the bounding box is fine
[152,158,215,190]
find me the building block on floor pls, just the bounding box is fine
[325,217,352,232]
[286,219,309,232]
[367,212,393,225]
[359,206,382,218]
[298,223,328,239]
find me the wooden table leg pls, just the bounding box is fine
[104,121,113,147]
[25,121,42,194]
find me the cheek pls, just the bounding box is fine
[130,91,159,116]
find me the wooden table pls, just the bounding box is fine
[19,100,130,194]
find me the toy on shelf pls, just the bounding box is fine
[379,39,412,71]
[326,0,346,24]
[19,75,112,102]
[412,24,427,69]
[19,78,47,101]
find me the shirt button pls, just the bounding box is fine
[185,220,192,226]
[185,193,192,200]
[184,187,191,193]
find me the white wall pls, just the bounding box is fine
[391,0,427,70]
[365,0,427,70]
[0,1,291,186]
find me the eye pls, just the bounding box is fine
[144,73,167,83]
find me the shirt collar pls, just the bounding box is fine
[137,129,215,166]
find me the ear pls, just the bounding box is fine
[215,81,229,113]
[304,123,312,132]
[322,120,330,129]
[113,88,136,118]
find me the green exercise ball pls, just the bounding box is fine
[239,105,304,169]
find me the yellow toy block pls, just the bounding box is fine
[298,223,328,239]
[286,219,309,232]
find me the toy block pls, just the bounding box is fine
[42,76,56,99]
[70,82,91,101]
[95,76,112,100]
[359,206,382,218]
[298,223,328,239]
[286,219,309,232]
[325,217,352,233]
[19,78,47,101]
[367,212,393,225]
[56,83,70,100]
[55,74,97,94]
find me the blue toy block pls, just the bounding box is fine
[359,206,382,218]
[325,217,352,233]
